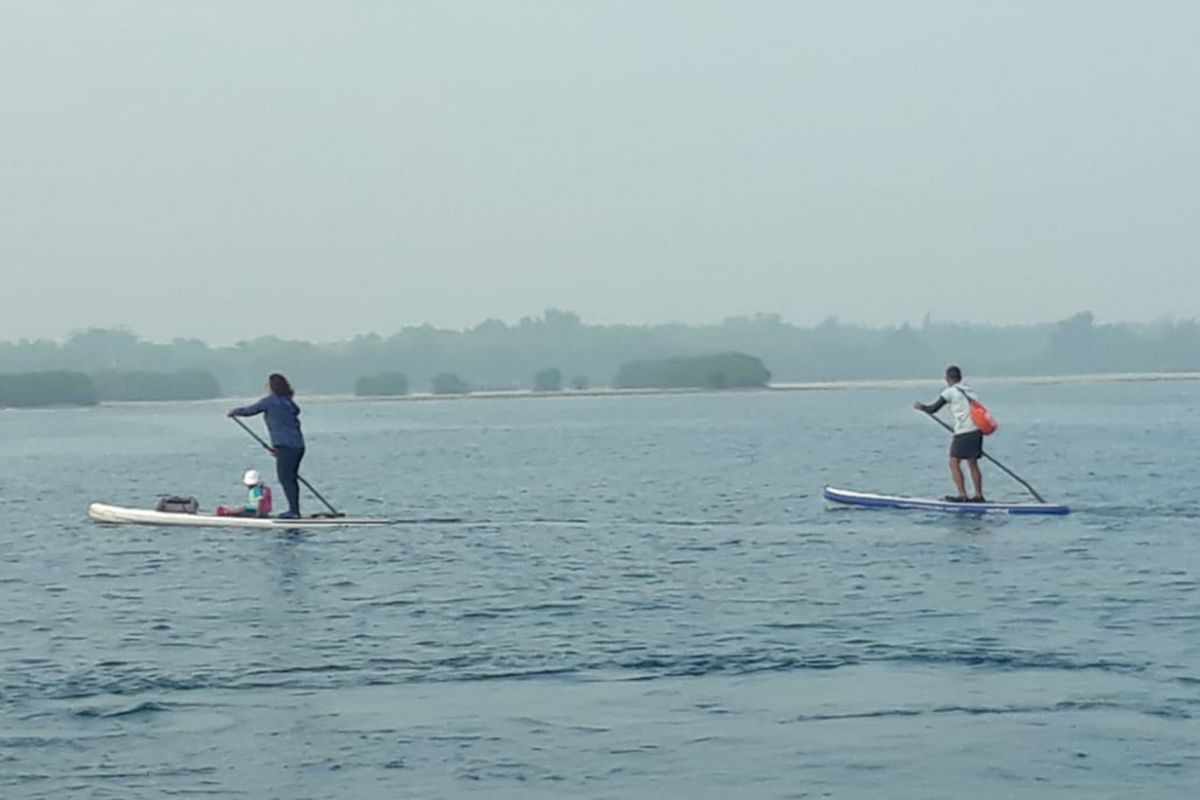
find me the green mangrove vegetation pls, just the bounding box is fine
[533,367,563,392]
[0,371,98,408]
[431,372,471,395]
[613,353,771,390]
[91,369,221,401]
[354,371,410,397]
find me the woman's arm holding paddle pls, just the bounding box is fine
[226,398,267,418]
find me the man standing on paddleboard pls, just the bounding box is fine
[914,366,985,503]
[227,373,306,519]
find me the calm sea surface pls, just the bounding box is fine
[1,381,1198,799]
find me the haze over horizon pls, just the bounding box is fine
[3,2,1197,344]
[0,307,1191,350]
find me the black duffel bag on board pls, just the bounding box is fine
[156,496,200,514]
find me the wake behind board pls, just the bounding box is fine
[88,502,394,529]
[823,487,1070,516]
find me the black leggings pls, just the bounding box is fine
[275,446,305,515]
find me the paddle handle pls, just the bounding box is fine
[918,410,1047,504]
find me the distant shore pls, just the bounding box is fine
[330,370,1200,404]
[6,370,1197,410]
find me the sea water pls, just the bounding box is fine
[1,381,1197,798]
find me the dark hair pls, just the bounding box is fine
[268,373,295,398]
[945,365,962,381]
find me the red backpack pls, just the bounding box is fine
[960,388,998,436]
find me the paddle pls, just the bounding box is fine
[917,409,1047,504]
[229,416,343,517]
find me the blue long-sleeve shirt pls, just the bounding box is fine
[231,394,305,449]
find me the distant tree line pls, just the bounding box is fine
[0,369,221,408]
[0,371,98,408]
[355,371,410,397]
[353,361,761,397]
[2,310,1199,399]
[92,369,221,401]
[533,367,562,392]
[615,353,770,389]
[432,372,471,395]
[354,371,476,397]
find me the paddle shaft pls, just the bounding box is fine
[230,416,342,516]
[919,410,1047,504]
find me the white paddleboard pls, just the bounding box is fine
[88,502,394,529]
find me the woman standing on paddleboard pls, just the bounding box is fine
[227,373,306,519]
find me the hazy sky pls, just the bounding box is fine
[2,1,1197,342]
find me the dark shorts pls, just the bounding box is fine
[950,430,984,460]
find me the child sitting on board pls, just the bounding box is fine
[217,470,274,517]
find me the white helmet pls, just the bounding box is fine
[243,469,261,486]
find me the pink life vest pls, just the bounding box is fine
[248,484,273,516]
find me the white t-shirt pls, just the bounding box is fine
[940,383,979,435]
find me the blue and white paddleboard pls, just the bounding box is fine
[823,486,1070,516]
